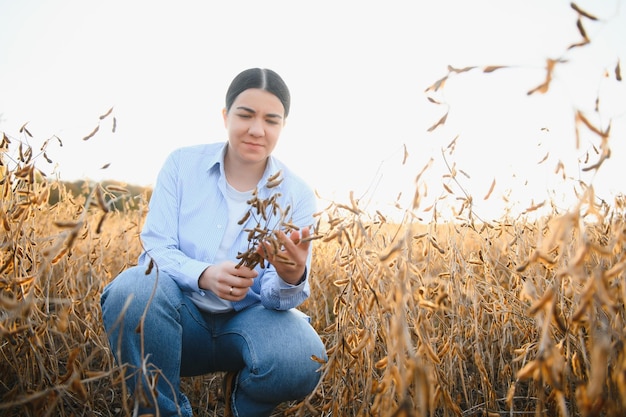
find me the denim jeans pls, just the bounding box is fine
[100,265,327,417]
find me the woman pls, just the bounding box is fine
[101,68,326,417]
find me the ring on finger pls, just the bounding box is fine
[229,286,234,295]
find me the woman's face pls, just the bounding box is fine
[223,88,285,166]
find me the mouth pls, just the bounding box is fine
[243,141,264,149]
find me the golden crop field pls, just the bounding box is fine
[2,7,625,413]
[1,130,625,417]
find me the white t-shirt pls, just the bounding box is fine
[189,182,253,313]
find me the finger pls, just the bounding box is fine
[226,285,249,300]
[222,284,235,300]
[234,276,255,288]
[300,226,311,241]
[296,227,311,247]
[256,241,273,260]
[288,229,302,244]
[287,230,310,253]
[274,230,289,246]
[230,264,258,278]
[276,230,301,250]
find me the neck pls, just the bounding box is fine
[224,153,266,192]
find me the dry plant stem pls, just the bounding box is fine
[235,172,320,270]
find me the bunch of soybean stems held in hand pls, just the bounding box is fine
[235,171,318,269]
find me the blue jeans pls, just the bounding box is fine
[100,265,326,417]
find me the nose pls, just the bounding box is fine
[248,118,264,137]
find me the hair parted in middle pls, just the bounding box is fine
[225,68,291,117]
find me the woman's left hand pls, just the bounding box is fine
[257,227,311,285]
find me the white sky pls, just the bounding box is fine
[1,0,625,221]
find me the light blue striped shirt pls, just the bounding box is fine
[138,142,317,312]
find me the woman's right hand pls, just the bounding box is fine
[198,261,258,301]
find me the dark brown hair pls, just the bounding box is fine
[225,68,291,117]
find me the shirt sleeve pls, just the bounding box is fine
[138,151,210,292]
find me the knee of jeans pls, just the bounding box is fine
[257,338,324,397]
[281,356,322,399]
[101,266,167,323]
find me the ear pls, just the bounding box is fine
[222,108,228,127]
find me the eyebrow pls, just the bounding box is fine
[236,106,283,120]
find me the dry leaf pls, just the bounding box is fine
[575,17,589,41]
[447,65,476,74]
[483,65,508,73]
[483,178,496,200]
[570,2,598,20]
[99,107,114,120]
[425,75,448,93]
[82,125,100,141]
[427,111,448,132]
[527,59,560,95]
[19,122,32,137]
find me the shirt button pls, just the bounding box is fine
[217,224,223,229]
